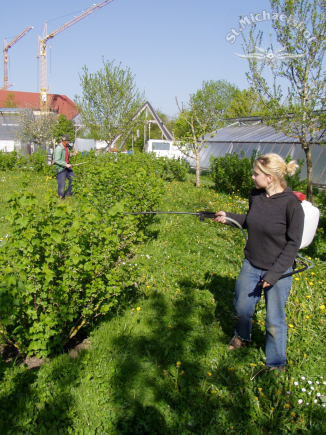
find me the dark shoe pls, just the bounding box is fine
[228,336,243,350]
[269,365,286,372]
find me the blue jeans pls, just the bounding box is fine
[233,259,292,368]
[56,168,75,198]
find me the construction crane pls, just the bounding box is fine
[37,0,115,110]
[1,25,33,91]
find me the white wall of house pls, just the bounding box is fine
[0,140,15,152]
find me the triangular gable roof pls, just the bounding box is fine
[0,90,79,120]
[133,101,174,141]
[109,101,174,150]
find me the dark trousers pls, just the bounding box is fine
[56,168,75,198]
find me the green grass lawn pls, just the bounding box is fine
[0,171,325,434]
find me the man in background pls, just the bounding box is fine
[54,134,78,198]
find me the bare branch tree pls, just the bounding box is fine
[174,80,238,187]
[16,108,56,149]
[242,0,326,202]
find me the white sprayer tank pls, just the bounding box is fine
[299,200,320,249]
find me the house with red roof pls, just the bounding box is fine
[0,91,79,154]
[0,90,79,120]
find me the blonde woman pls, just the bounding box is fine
[214,154,304,371]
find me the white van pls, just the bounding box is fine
[145,139,184,159]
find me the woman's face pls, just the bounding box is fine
[252,165,272,190]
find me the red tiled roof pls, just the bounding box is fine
[0,90,79,120]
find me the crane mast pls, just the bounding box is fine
[2,25,33,90]
[38,0,114,110]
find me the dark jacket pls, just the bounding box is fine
[226,187,304,285]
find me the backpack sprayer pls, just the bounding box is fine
[124,204,318,283]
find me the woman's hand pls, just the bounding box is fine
[261,280,271,288]
[213,211,227,224]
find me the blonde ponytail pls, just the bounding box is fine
[286,160,299,177]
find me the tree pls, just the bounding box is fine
[224,87,266,118]
[75,59,145,147]
[16,109,56,149]
[174,80,239,187]
[3,92,17,108]
[52,114,75,143]
[242,0,326,202]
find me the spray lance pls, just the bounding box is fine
[123,210,314,282]
[70,162,88,167]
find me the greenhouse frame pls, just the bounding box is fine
[185,120,326,186]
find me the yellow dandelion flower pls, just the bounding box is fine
[136,307,141,312]
[291,412,296,417]
[176,361,181,366]
[285,404,290,409]
[207,372,212,377]
[320,305,325,310]
[289,324,294,328]
[254,397,259,401]
[211,390,217,394]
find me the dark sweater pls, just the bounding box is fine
[226,187,304,286]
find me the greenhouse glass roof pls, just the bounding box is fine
[185,123,326,186]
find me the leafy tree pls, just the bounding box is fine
[52,114,75,143]
[174,80,238,187]
[3,92,17,108]
[225,87,266,118]
[16,109,56,148]
[242,0,326,202]
[75,59,145,147]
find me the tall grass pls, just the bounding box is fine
[0,171,325,434]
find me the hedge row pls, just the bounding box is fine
[0,153,183,357]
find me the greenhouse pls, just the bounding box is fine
[186,120,326,186]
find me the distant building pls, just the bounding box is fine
[0,90,78,120]
[0,91,79,154]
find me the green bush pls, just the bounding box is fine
[0,153,166,356]
[210,151,306,196]
[0,192,142,357]
[315,190,326,212]
[210,151,256,196]
[0,150,21,171]
[156,156,189,182]
[73,152,165,214]
[0,149,54,175]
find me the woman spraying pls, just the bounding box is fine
[214,154,304,371]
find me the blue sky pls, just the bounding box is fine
[1,0,287,117]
